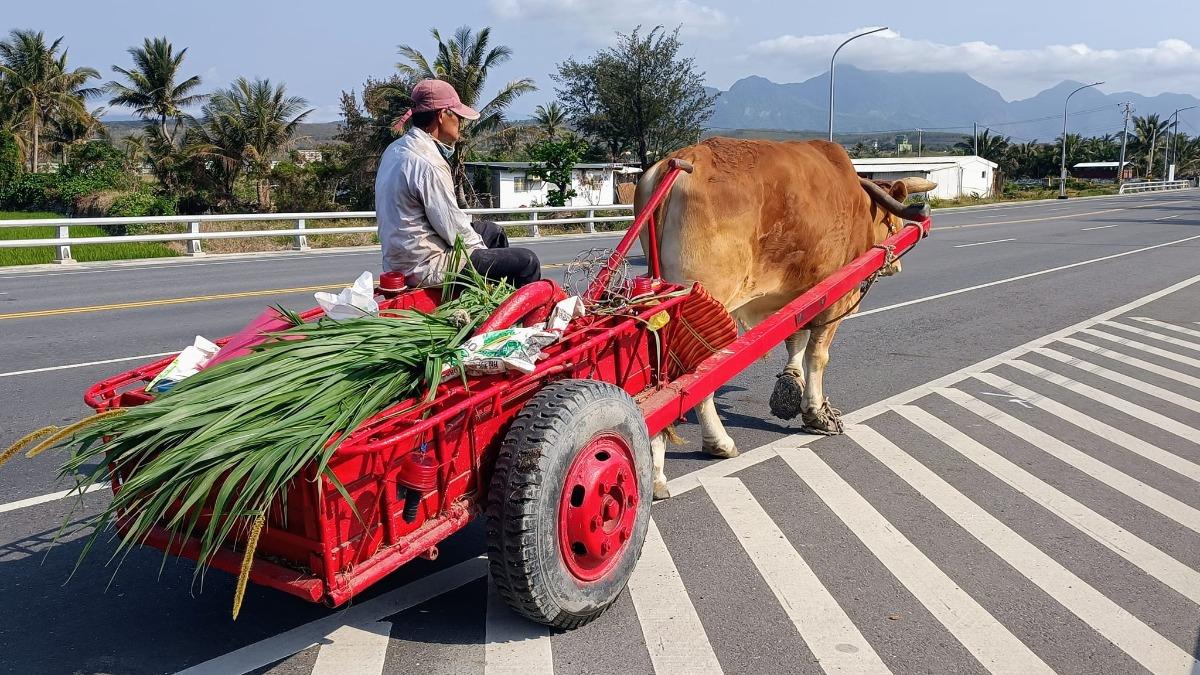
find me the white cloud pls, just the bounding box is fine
[489,0,729,42]
[747,29,1200,99]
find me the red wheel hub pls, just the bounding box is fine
[558,434,639,582]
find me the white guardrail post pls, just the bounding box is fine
[54,224,73,264]
[529,211,540,238]
[587,208,596,234]
[294,218,309,251]
[186,221,203,256]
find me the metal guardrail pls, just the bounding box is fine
[1118,180,1194,195]
[0,204,635,263]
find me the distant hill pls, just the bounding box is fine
[101,120,342,150]
[708,67,1200,141]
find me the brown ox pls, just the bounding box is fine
[635,137,933,499]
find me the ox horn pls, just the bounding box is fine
[900,177,937,193]
[859,178,930,222]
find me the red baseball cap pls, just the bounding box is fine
[397,79,480,129]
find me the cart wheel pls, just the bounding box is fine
[486,379,652,629]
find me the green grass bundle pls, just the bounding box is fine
[55,250,513,596]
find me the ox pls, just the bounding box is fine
[635,137,933,499]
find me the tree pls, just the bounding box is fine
[527,136,586,206]
[45,105,107,164]
[0,129,19,190]
[106,37,206,143]
[0,29,99,172]
[397,26,536,206]
[533,102,567,140]
[195,77,313,209]
[1130,114,1169,178]
[554,26,715,168]
[954,129,1009,162]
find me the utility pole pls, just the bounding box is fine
[973,122,978,156]
[1117,102,1132,187]
[917,128,923,157]
[1148,127,1157,178]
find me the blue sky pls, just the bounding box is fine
[8,0,1200,121]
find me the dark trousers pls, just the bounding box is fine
[469,220,541,288]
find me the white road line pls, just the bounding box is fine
[850,234,1200,320]
[841,425,1198,675]
[1099,320,1200,353]
[702,477,890,674]
[972,373,1200,484]
[895,404,1200,607]
[953,238,1016,248]
[1154,214,1182,221]
[0,482,107,514]
[1032,347,1200,414]
[1080,328,1200,370]
[1130,316,1200,340]
[626,520,723,675]
[0,351,176,378]
[0,249,379,280]
[1080,224,1120,231]
[1057,337,1200,390]
[778,443,1052,675]
[309,622,392,675]
[1007,358,1200,447]
[484,581,553,675]
[939,384,1200,534]
[176,556,489,675]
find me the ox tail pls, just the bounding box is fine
[859,177,930,222]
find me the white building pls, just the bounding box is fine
[467,162,640,208]
[851,155,999,199]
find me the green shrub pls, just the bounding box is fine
[109,191,178,218]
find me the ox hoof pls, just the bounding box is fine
[801,399,845,436]
[703,438,740,459]
[769,369,806,420]
[653,480,671,501]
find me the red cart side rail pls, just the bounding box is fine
[638,216,932,435]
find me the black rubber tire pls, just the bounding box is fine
[486,379,653,629]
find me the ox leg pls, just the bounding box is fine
[770,329,810,420]
[698,394,739,458]
[651,433,670,500]
[801,321,845,435]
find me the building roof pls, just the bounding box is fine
[1073,161,1130,168]
[466,161,627,170]
[851,155,999,170]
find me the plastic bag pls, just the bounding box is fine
[145,336,220,393]
[315,271,379,320]
[452,296,586,376]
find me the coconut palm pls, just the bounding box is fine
[195,77,313,209]
[955,129,1010,162]
[106,37,206,143]
[533,102,567,140]
[396,25,536,205]
[1129,114,1169,178]
[45,105,107,164]
[0,29,100,172]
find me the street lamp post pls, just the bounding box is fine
[828,27,888,142]
[1059,81,1104,199]
[1163,106,1197,180]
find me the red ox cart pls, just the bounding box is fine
[84,159,932,627]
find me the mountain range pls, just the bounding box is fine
[707,66,1200,142]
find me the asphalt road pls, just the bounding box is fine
[1,190,1198,674]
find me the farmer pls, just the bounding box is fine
[376,79,542,288]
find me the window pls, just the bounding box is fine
[513,173,543,192]
[982,171,986,178]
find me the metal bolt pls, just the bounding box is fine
[626,495,635,507]
[616,470,626,483]
[600,542,611,556]
[590,516,601,532]
[598,482,607,494]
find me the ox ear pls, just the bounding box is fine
[888,180,909,203]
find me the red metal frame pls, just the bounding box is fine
[81,156,931,607]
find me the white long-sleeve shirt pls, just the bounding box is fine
[375,127,485,286]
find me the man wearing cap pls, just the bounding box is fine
[376,79,542,288]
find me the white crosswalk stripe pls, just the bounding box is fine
[485,581,554,675]
[1100,320,1200,353]
[1131,316,1200,340]
[1080,327,1200,369]
[702,477,890,674]
[895,403,1200,606]
[1032,347,1200,414]
[840,424,1198,674]
[1056,336,1200,389]
[776,443,1052,674]
[310,623,392,675]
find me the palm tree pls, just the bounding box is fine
[1174,134,1200,178]
[46,105,107,164]
[955,129,1010,162]
[196,77,313,209]
[1130,114,1169,178]
[106,37,206,144]
[533,102,567,140]
[0,29,99,172]
[396,26,536,205]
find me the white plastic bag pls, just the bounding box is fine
[452,327,559,376]
[315,271,379,320]
[145,336,220,393]
[540,295,585,334]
